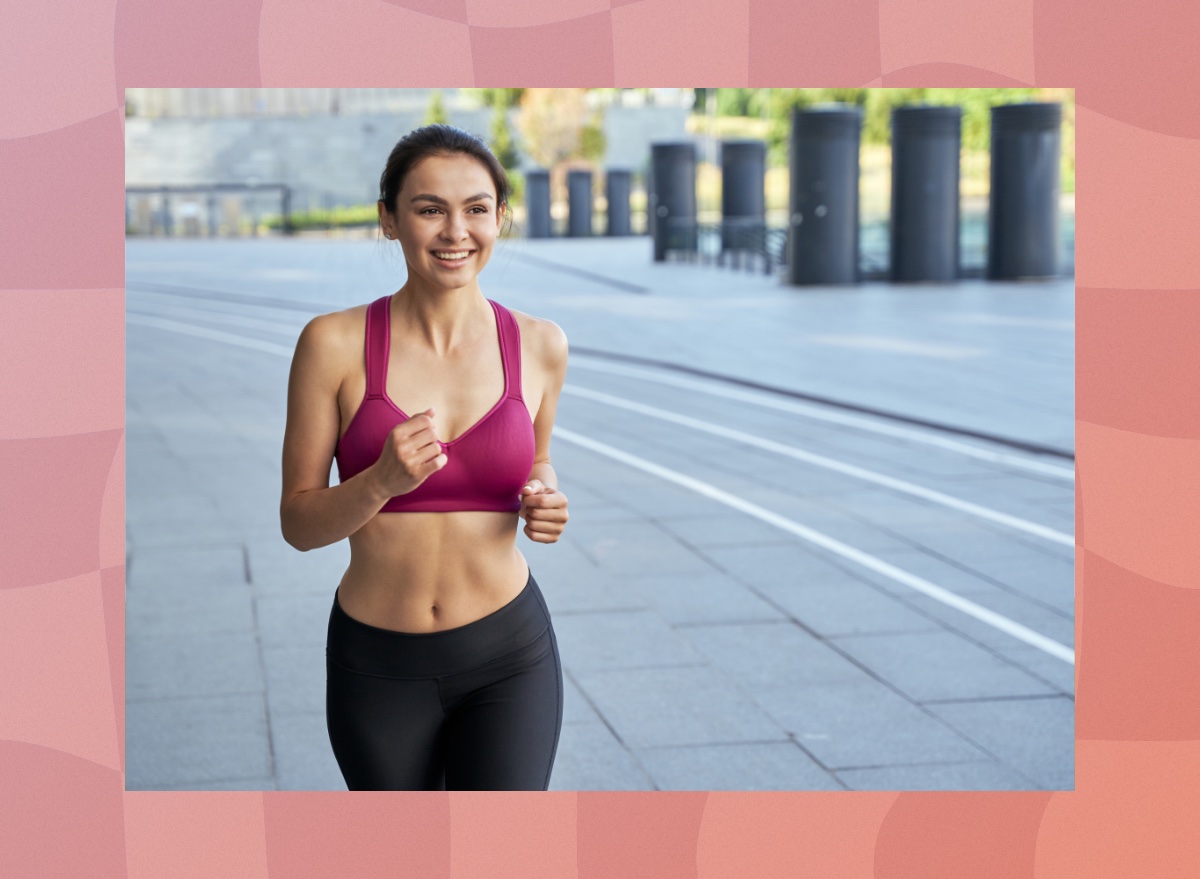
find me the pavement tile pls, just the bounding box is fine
[246,537,349,597]
[754,681,989,769]
[126,693,272,789]
[637,742,842,791]
[570,520,721,576]
[755,576,944,638]
[128,580,257,640]
[836,760,1037,791]
[262,644,326,715]
[562,672,602,725]
[551,609,708,671]
[128,544,246,590]
[127,512,247,549]
[926,696,1075,790]
[547,722,655,791]
[574,665,788,749]
[828,630,1059,702]
[256,593,335,647]
[992,644,1076,695]
[128,631,263,702]
[606,571,785,626]
[679,622,876,692]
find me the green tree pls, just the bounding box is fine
[489,92,520,171]
[518,89,591,167]
[466,88,525,109]
[424,90,449,125]
[580,116,606,163]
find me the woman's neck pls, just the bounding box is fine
[390,284,492,355]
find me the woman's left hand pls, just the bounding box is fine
[518,480,569,543]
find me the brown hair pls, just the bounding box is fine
[378,124,511,234]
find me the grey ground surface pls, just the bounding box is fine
[125,235,1075,792]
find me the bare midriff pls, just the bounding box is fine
[335,510,530,633]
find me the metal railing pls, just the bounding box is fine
[656,214,1075,281]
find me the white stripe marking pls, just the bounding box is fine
[553,427,1075,665]
[127,301,308,335]
[569,355,1075,482]
[125,313,297,357]
[563,385,1074,547]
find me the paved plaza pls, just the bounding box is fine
[125,235,1075,791]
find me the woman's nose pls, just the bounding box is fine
[440,214,467,240]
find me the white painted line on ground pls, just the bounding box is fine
[563,385,1074,548]
[553,426,1075,665]
[569,355,1075,482]
[125,313,297,357]
[127,301,308,335]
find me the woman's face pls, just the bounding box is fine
[382,152,504,291]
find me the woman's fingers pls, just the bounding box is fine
[524,522,563,543]
[520,487,568,541]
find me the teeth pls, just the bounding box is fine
[433,251,470,260]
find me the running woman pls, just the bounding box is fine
[280,124,569,791]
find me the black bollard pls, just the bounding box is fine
[567,169,593,237]
[606,169,632,236]
[650,142,698,262]
[721,140,767,258]
[525,169,551,238]
[988,102,1062,280]
[787,105,861,286]
[890,105,962,282]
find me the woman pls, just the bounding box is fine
[280,124,570,791]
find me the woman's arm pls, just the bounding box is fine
[279,313,393,552]
[518,317,570,543]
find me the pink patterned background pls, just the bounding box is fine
[2,0,1199,874]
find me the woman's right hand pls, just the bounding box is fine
[367,407,448,499]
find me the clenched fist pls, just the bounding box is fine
[518,479,569,543]
[367,407,448,499]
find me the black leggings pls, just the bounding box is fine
[325,569,563,791]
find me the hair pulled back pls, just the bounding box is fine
[378,124,511,231]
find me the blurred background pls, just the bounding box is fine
[125,88,1075,793]
[124,87,1074,278]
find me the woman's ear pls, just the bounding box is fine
[377,200,392,239]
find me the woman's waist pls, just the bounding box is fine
[340,531,529,632]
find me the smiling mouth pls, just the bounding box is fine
[431,250,474,263]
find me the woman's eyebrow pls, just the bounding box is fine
[410,193,495,204]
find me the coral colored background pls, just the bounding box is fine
[2,0,1199,872]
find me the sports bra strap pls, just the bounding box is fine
[492,300,523,401]
[364,295,390,400]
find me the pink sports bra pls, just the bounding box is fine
[334,294,536,513]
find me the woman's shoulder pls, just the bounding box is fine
[505,306,568,368]
[293,302,369,370]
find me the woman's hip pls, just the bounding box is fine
[326,568,553,680]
